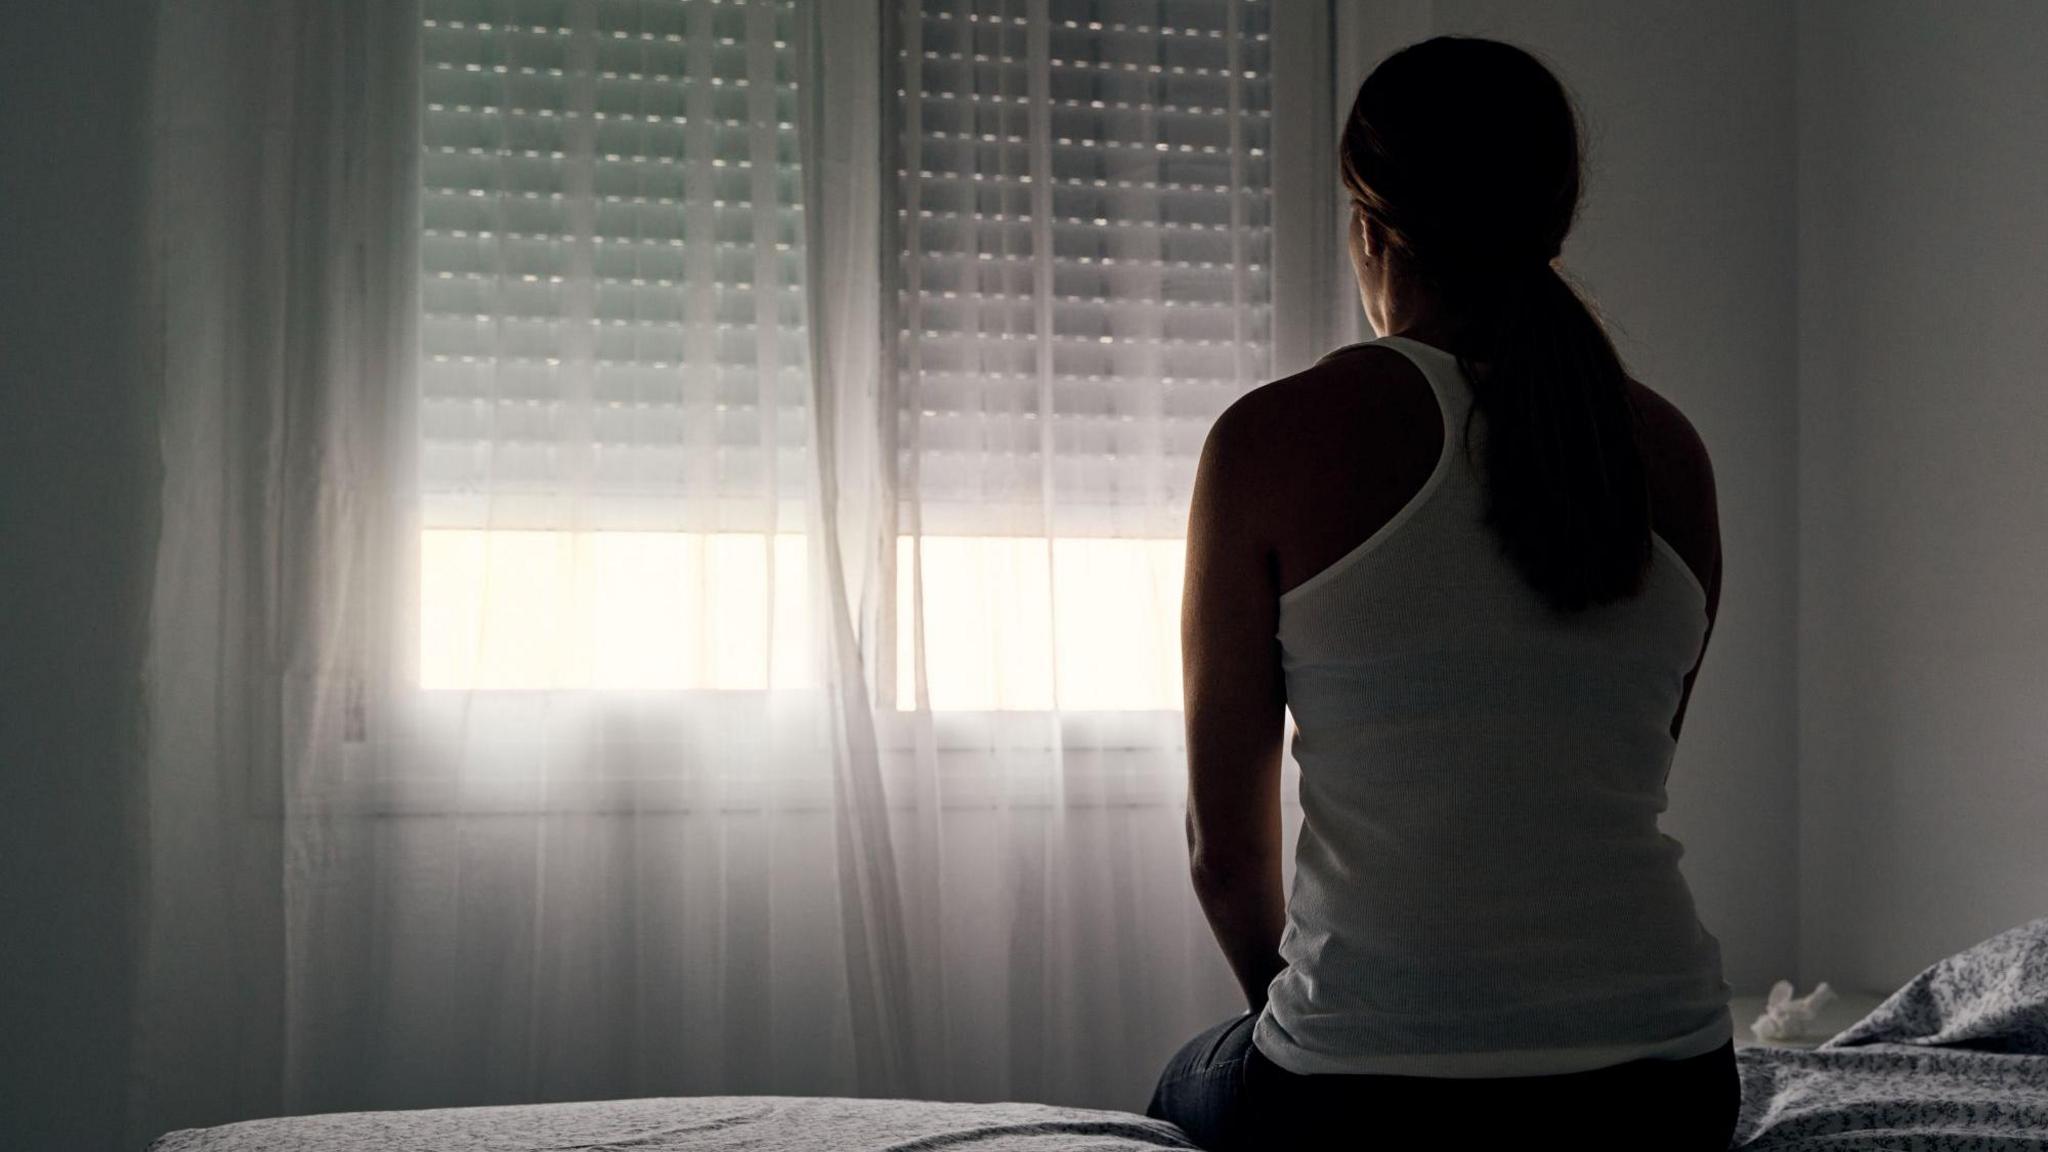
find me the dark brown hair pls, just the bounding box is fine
[1341,36,1650,614]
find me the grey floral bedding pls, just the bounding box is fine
[1732,916,2048,1149]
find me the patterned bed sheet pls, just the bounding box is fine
[1733,916,2048,1149]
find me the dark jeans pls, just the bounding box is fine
[1146,1012,1740,1151]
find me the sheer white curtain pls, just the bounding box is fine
[870,0,1280,1105]
[133,0,1332,1142]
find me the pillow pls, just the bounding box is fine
[1822,916,2048,1055]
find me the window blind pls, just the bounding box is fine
[418,0,807,533]
[893,0,1273,538]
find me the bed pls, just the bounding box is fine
[1728,915,2048,1149]
[151,920,2048,1151]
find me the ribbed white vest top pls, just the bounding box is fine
[1251,335,1734,1078]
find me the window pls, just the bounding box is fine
[417,0,812,691]
[890,0,1272,710]
[415,0,1271,708]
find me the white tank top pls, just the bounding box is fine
[1251,335,1734,1078]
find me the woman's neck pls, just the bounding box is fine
[1384,316,1485,360]
[1372,275,1484,359]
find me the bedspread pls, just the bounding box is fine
[149,1096,1198,1152]
[1733,916,2048,1149]
[1733,1044,2048,1149]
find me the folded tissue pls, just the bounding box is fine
[1749,979,1837,1042]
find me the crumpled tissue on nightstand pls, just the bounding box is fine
[1749,979,1837,1042]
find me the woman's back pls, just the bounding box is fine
[1244,335,1732,1077]
[1153,34,1739,1150]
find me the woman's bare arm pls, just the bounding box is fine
[1630,380,1722,743]
[1180,399,1289,1013]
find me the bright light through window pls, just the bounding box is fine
[895,537,1185,712]
[419,531,814,692]
[421,532,1185,710]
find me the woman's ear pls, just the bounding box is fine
[1358,209,1386,265]
[1345,200,1374,273]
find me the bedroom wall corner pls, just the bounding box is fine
[1795,0,2048,993]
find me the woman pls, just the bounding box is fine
[1147,36,1738,1150]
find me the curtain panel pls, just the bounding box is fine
[134,0,1352,1142]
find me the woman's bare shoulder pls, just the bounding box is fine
[1626,376,1720,593]
[1209,344,1420,449]
[1195,347,1438,573]
[1626,378,1715,496]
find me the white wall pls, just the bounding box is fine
[0,3,157,1150]
[1347,1,1804,994]
[1796,0,2048,991]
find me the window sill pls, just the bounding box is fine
[290,689,1283,816]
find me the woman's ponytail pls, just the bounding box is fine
[1343,37,1650,614]
[1457,262,1650,614]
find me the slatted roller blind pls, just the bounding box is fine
[419,0,807,533]
[895,0,1272,538]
